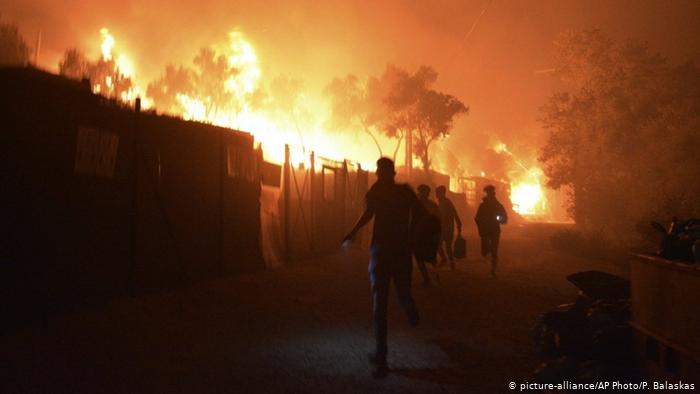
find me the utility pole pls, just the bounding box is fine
[283,144,291,264]
[309,150,315,253]
[127,97,141,295]
[34,29,42,65]
[405,129,413,182]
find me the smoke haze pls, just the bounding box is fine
[4,0,700,219]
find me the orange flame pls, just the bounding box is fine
[89,28,548,194]
[494,142,548,216]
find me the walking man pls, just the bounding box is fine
[435,186,462,270]
[475,184,507,277]
[343,157,421,378]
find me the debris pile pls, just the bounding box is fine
[531,271,640,387]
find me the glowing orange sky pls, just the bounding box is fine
[4,0,700,175]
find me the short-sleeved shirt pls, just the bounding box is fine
[366,182,418,252]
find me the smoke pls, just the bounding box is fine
[4,0,700,190]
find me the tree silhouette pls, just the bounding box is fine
[58,47,133,99]
[146,65,195,113]
[381,65,467,173]
[58,48,90,80]
[267,74,314,138]
[0,21,29,66]
[539,29,700,240]
[326,65,468,167]
[412,89,468,173]
[147,46,257,121]
[324,74,386,156]
[192,47,236,118]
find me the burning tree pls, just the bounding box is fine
[146,65,195,114]
[192,47,236,117]
[539,29,700,240]
[146,52,229,119]
[58,49,90,79]
[147,31,263,123]
[59,47,133,99]
[58,29,135,101]
[147,47,245,119]
[0,21,30,66]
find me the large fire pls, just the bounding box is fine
[91,28,144,104]
[91,28,549,217]
[494,142,548,216]
[97,28,378,168]
[510,170,547,216]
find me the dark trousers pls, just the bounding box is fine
[480,233,500,274]
[480,233,500,259]
[369,247,420,359]
[415,257,433,284]
[438,231,455,266]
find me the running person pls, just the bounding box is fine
[343,157,421,378]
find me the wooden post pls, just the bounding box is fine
[127,97,141,295]
[356,163,363,214]
[356,163,371,250]
[283,144,291,264]
[34,29,42,65]
[309,151,315,254]
[405,129,413,182]
[341,160,349,240]
[218,129,224,274]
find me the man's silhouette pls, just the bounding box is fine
[343,157,420,378]
[414,184,441,286]
[435,186,462,270]
[475,185,507,277]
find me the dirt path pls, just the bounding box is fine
[0,223,628,393]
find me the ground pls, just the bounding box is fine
[1,223,628,393]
